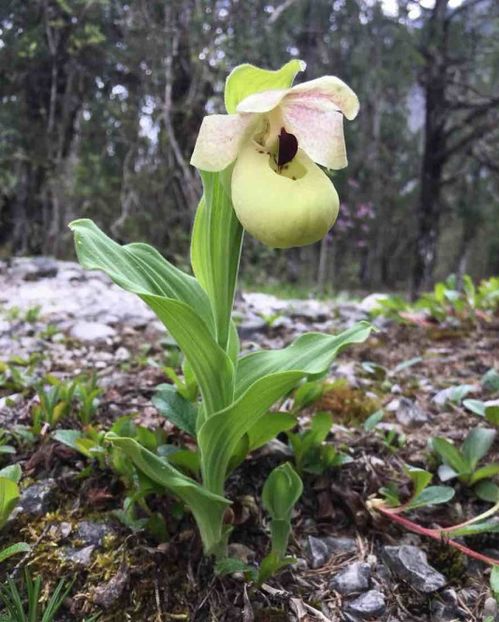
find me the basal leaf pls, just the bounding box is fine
[107,434,230,554]
[0,464,21,484]
[404,485,455,511]
[432,437,469,475]
[152,384,198,437]
[199,371,305,495]
[0,478,20,529]
[405,466,432,500]
[470,463,499,485]
[462,428,496,471]
[247,412,296,451]
[474,480,499,503]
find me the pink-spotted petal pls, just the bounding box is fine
[281,100,348,170]
[236,88,289,114]
[190,113,256,172]
[288,76,359,120]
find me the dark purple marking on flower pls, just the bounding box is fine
[277,127,298,168]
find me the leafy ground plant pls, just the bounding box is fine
[69,59,371,569]
[432,427,499,501]
[0,571,73,622]
[0,465,30,564]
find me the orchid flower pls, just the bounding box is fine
[191,60,359,248]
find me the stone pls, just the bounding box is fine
[70,321,117,343]
[358,293,389,313]
[114,346,130,361]
[61,544,95,567]
[330,562,371,595]
[483,597,498,622]
[395,397,428,427]
[227,543,256,563]
[75,520,115,547]
[92,566,129,609]
[306,535,357,568]
[383,545,446,593]
[345,590,386,619]
[430,588,465,621]
[16,257,59,281]
[17,479,57,517]
[238,318,267,339]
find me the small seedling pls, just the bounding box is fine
[287,411,352,474]
[432,427,499,501]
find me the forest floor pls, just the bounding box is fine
[0,257,498,622]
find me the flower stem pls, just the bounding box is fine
[376,505,499,566]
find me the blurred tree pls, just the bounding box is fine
[0,0,497,290]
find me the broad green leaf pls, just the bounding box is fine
[0,464,21,483]
[235,322,373,398]
[301,412,333,457]
[224,59,305,114]
[463,399,486,416]
[70,219,214,331]
[247,412,296,451]
[482,368,499,392]
[462,428,496,470]
[486,406,499,426]
[199,370,306,495]
[470,463,499,484]
[293,381,324,411]
[70,219,234,414]
[262,462,303,521]
[404,485,455,511]
[405,466,432,500]
[107,434,230,554]
[191,172,243,350]
[392,356,422,374]
[0,542,31,564]
[53,429,82,451]
[364,409,384,431]
[152,384,198,437]
[474,480,499,503]
[0,477,20,529]
[432,437,469,474]
[433,384,477,407]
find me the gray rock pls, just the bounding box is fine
[395,397,428,427]
[483,597,499,622]
[331,562,371,595]
[306,535,357,568]
[70,321,117,343]
[17,479,57,517]
[17,257,59,281]
[92,566,129,609]
[75,521,115,547]
[61,544,95,567]
[358,293,389,313]
[345,590,386,619]
[238,318,267,338]
[383,545,446,593]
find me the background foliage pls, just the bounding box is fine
[0,0,498,292]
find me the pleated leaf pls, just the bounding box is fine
[70,219,234,414]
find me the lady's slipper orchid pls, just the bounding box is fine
[191,60,359,248]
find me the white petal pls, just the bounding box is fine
[289,76,359,120]
[190,113,256,172]
[236,88,289,114]
[282,100,348,170]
